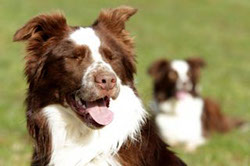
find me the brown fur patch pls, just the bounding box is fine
[148,59,177,102]
[93,6,137,49]
[27,111,51,165]
[186,57,206,94]
[202,98,244,136]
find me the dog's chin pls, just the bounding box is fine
[66,91,117,129]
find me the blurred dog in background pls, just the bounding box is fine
[148,57,244,151]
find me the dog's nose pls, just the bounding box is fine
[95,72,117,91]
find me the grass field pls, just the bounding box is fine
[0,0,249,165]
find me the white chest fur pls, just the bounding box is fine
[43,85,146,166]
[155,96,205,151]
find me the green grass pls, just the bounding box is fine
[0,0,249,165]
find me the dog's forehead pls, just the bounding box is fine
[70,27,100,47]
[170,60,190,75]
[69,27,102,61]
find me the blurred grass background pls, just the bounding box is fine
[0,0,249,165]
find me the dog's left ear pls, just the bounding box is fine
[13,13,68,42]
[93,6,137,35]
[148,59,169,81]
[186,57,206,69]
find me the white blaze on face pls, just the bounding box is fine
[70,27,102,61]
[171,60,192,91]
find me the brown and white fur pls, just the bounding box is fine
[148,57,244,151]
[14,6,186,166]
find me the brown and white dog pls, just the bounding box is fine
[148,57,243,151]
[14,6,186,166]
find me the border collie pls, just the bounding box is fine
[148,57,243,151]
[14,6,186,166]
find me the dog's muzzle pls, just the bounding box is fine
[67,63,120,128]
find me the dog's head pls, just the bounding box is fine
[148,57,205,102]
[14,6,137,129]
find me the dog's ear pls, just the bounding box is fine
[13,13,69,84]
[94,6,137,34]
[148,59,169,81]
[13,13,68,42]
[186,57,206,83]
[186,57,206,69]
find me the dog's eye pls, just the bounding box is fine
[70,46,88,60]
[168,70,177,80]
[102,48,115,61]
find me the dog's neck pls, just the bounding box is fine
[43,85,147,166]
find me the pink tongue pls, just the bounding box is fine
[176,91,189,100]
[86,100,113,126]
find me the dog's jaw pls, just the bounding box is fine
[43,83,147,166]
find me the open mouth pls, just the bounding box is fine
[67,93,113,128]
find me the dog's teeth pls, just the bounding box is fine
[75,96,82,106]
[78,100,82,106]
[75,96,80,102]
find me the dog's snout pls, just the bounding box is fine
[95,72,117,91]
